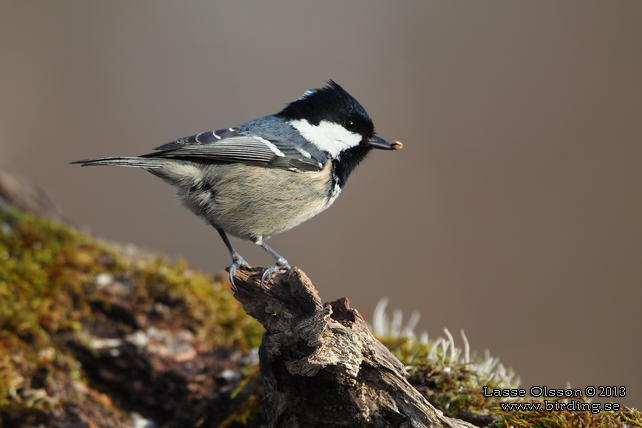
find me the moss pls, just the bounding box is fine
[1,203,639,427]
[0,205,263,425]
[490,401,642,428]
[377,335,641,428]
[378,335,511,425]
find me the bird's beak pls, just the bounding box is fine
[367,136,403,150]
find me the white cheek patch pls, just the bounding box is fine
[289,119,362,157]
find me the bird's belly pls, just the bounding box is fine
[178,163,337,240]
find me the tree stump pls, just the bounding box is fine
[232,267,475,428]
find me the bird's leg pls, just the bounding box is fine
[215,227,248,291]
[256,240,291,286]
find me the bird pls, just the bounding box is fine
[72,81,402,288]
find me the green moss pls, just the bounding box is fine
[377,335,641,428]
[0,205,263,424]
[1,203,639,427]
[379,335,513,423]
[491,401,642,428]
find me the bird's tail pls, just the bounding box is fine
[70,157,162,168]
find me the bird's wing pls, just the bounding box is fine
[145,128,326,172]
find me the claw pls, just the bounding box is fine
[260,257,291,287]
[228,254,249,291]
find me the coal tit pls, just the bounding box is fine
[73,81,402,287]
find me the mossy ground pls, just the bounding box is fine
[379,333,641,427]
[0,203,639,427]
[0,204,263,426]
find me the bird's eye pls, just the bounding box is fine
[343,119,356,131]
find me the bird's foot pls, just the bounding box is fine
[228,254,249,291]
[260,257,291,287]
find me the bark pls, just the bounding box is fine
[232,267,475,428]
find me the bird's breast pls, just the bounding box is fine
[178,162,337,240]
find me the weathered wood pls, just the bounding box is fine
[233,267,475,428]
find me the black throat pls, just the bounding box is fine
[332,144,372,189]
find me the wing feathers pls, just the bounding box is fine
[147,131,325,172]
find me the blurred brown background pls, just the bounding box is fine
[1,1,640,407]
